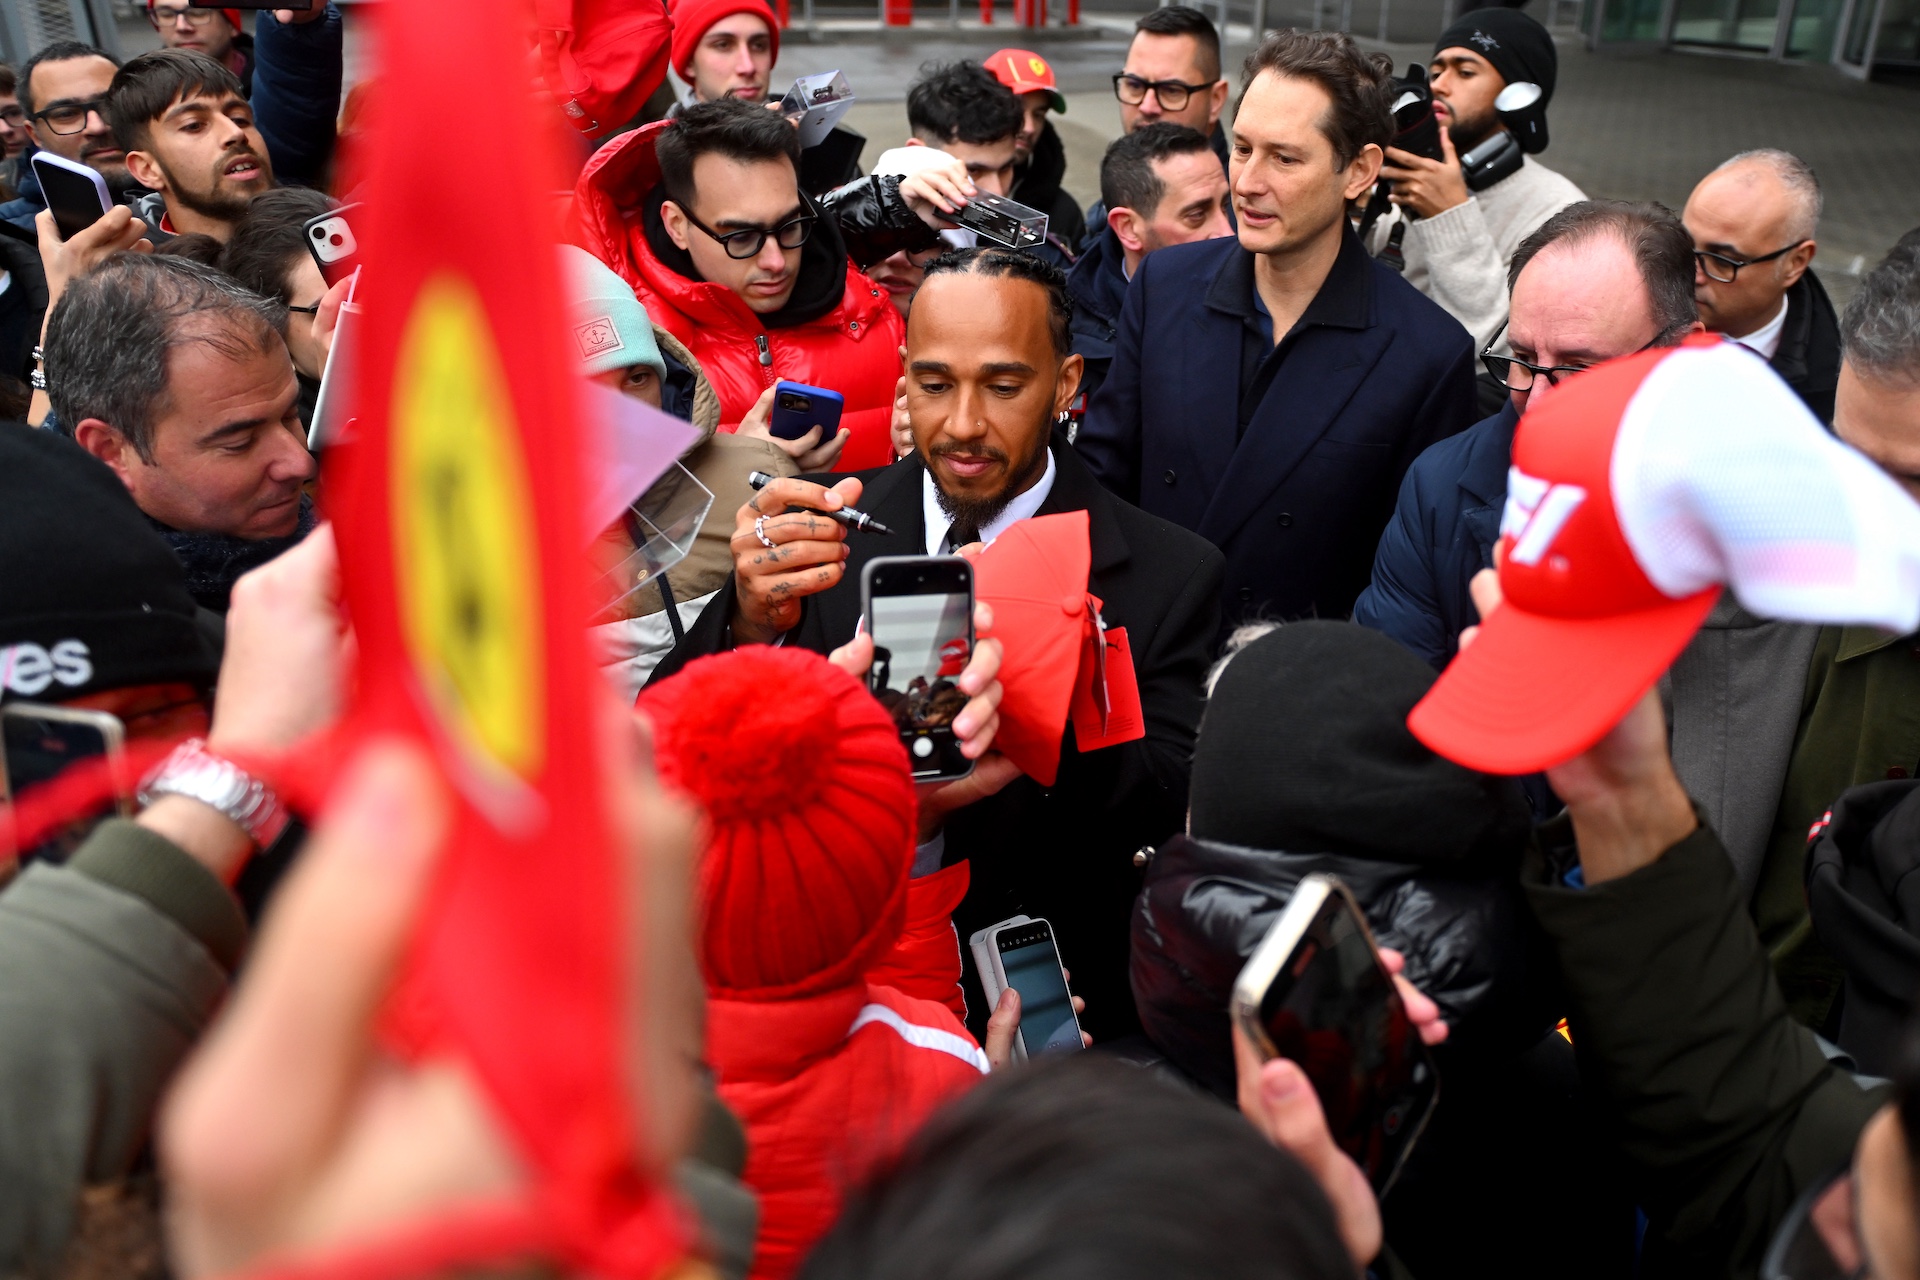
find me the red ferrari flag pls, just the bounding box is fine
[316,0,684,1274]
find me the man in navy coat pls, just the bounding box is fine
[1077,29,1478,632]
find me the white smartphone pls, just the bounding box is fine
[30,151,112,241]
[969,915,1083,1062]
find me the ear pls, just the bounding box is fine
[1208,79,1230,127]
[659,199,692,252]
[1781,239,1817,288]
[1053,351,1085,417]
[1342,143,1383,203]
[897,342,909,374]
[1108,205,1147,256]
[904,136,927,149]
[72,418,138,487]
[123,149,167,193]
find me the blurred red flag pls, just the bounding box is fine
[310,0,686,1275]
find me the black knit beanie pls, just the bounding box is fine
[1190,620,1530,865]
[1433,8,1558,106]
[0,426,220,702]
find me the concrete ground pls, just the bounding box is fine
[778,20,1920,302]
[116,8,1920,301]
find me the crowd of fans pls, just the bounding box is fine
[1,2,1918,1279]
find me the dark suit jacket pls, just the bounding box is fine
[651,442,1225,1041]
[1772,271,1841,427]
[1076,229,1478,633]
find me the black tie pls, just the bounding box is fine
[946,520,979,552]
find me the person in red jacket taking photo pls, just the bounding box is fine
[575,98,973,472]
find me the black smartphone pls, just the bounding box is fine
[1,703,131,864]
[860,555,974,782]
[30,152,112,241]
[1231,874,1438,1196]
[992,917,1083,1059]
[303,201,362,288]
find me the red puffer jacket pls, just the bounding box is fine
[573,121,904,472]
[708,981,988,1280]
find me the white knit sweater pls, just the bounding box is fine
[1366,155,1586,352]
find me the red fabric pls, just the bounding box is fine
[309,0,684,1273]
[638,648,917,999]
[867,861,971,1019]
[533,0,673,138]
[709,982,988,1280]
[667,0,780,82]
[572,121,904,472]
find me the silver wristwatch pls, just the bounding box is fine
[138,738,291,849]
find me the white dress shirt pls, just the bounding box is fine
[921,447,1057,555]
[1732,296,1790,363]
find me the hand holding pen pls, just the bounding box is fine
[730,473,888,647]
[748,471,895,536]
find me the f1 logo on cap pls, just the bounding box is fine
[1501,468,1586,567]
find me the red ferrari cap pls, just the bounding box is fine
[986,49,1067,114]
[1407,341,1721,775]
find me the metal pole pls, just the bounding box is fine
[1253,0,1267,35]
[1340,0,1353,31]
[1377,0,1388,39]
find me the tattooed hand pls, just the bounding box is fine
[728,475,865,646]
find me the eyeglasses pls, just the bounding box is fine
[676,204,815,260]
[1112,72,1214,111]
[149,5,227,25]
[1693,241,1805,283]
[286,301,321,315]
[0,105,25,128]
[1480,319,1680,392]
[31,99,106,135]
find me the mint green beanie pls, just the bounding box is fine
[558,244,667,379]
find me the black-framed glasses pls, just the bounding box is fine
[149,4,226,24]
[1480,319,1681,392]
[286,301,321,315]
[1112,72,1214,111]
[1694,241,1805,283]
[0,105,25,128]
[32,99,106,135]
[677,204,815,260]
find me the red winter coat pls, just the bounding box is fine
[708,981,988,1280]
[573,121,904,472]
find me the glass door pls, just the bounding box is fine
[1669,0,1784,50]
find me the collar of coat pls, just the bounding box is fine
[1203,223,1374,336]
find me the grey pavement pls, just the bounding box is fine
[780,20,1920,302]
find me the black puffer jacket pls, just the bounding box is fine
[1807,776,1920,1075]
[1129,620,1552,1099]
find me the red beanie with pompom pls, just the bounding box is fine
[668,0,781,88]
[639,646,915,1001]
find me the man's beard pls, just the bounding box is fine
[926,432,1050,540]
[157,151,268,223]
[1444,104,1500,153]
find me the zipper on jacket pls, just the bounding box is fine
[755,333,773,385]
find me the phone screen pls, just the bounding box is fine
[1256,892,1434,1192]
[2,710,126,864]
[865,558,973,779]
[35,161,109,241]
[997,921,1082,1056]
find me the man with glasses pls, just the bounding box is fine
[1354,199,1699,670]
[146,3,251,84]
[0,66,28,197]
[0,42,128,234]
[573,97,965,471]
[1684,150,1840,424]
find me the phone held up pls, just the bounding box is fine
[970,915,1084,1062]
[0,702,132,864]
[860,555,973,782]
[31,152,112,242]
[303,201,363,289]
[1231,874,1438,1196]
[768,380,845,443]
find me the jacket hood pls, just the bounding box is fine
[1130,832,1548,1099]
[1808,777,1920,1076]
[1192,620,1532,865]
[653,323,720,443]
[574,120,863,334]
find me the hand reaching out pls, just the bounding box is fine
[737,384,850,472]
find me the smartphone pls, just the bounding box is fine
[307,297,359,449]
[768,380,845,442]
[0,703,131,864]
[970,916,1084,1061]
[31,152,112,242]
[303,201,362,288]
[1231,874,1438,1196]
[861,555,974,782]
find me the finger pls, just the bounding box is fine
[739,540,851,580]
[826,632,874,680]
[1467,567,1503,625]
[983,987,1021,1069]
[1396,974,1451,1046]
[958,709,999,760]
[784,424,825,453]
[315,273,352,335]
[954,688,1001,748]
[734,507,849,549]
[1438,123,1458,165]
[1377,947,1404,976]
[957,636,1002,696]
[973,600,994,636]
[1070,995,1085,1015]
[161,741,449,1206]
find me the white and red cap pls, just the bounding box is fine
[1409,335,1920,775]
